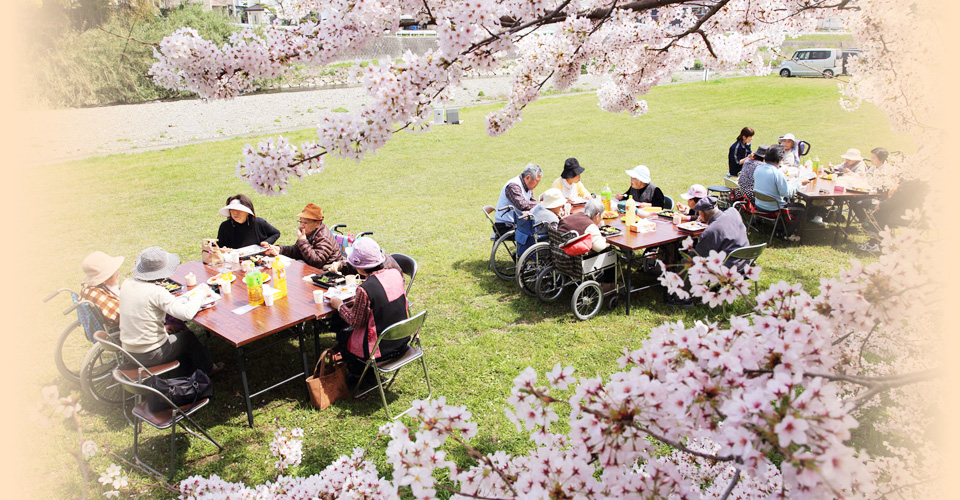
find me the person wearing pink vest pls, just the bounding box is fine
[329,238,410,382]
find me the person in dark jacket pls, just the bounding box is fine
[615,164,665,208]
[261,203,342,269]
[216,194,281,250]
[728,127,755,176]
[329,238,410,382]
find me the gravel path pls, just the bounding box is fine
[26,70,736,165]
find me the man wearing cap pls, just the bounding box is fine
[261,203,342,269]
[329,238,410,382]
[216,194,281,250]
[80,251,125,329]
[779,133,801,167]
[119,247,221,377]
[616,165,665,208]
[691,197,750,270]
[678,184,709,222]
[831,148,866,174]
[494,163,543,236]
[735,144,770,202]
[551,158,591,203]
[531,188,568,229]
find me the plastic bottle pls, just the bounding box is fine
[812,156,821,173]
[272,257,287,299]
[245,273,264,306]
[625,196,637,225]
[600,185,612,212]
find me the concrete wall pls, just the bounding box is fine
[337,36,440,61]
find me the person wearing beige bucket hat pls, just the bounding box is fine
[261,203,342,269]
[119,246,223,377]
[530,188,568,228]
[216,194,281,250]
[831,148,867,174]
[79,251,125,328]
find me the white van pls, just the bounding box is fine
[778,49,842,78]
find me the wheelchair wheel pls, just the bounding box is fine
[535,265,566,303]
[490,230,518,280]
[55,320,91,386]
[79,343,125,405]
[571,280,603,321]
[516,242,551,297]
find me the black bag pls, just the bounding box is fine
[145,369,213,411]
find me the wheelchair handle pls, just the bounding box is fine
[62,299,96,317]
[357,231,374,239]
[43,288,75,303]
[331,224,347,235]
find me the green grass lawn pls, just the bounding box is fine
[26,75,913,498]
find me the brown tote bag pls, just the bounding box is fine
[306,348,349,410]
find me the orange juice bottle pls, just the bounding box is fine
[272,258,287,298]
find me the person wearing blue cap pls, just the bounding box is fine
[691,197,750,270]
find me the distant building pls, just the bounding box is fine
[246,3,268,25]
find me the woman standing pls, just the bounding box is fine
[216,194,281,250]
[728,127,754,176]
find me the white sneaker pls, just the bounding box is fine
[810,216,826,227]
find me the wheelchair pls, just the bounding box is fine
[513,213,551,297]
[487,206,519,280]
[534,225,625,320]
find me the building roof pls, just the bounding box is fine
[246,3,266,10]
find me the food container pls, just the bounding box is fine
[629,220,657,233]
[834,185,845,193]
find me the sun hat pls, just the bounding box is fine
[625,165,651,184]
[840,148,863,162]
[540,188,566,209]
[82,251,125,286]
[297,203,324,221]
[218,199,254,218]
[780,133,797,143]
[753,144,770,159]
[347,237,386,270]
[131,246,180,281]
[681,184,708,200]
[560,158,585,179]
[693,196,719,212]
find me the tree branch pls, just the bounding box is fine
[718,468,741,500]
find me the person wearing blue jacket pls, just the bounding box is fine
[728,127,754,176]
[752,146,812,236]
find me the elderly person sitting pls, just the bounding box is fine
[531,188,567,229]
[677,184,708,222]
[493,163,543,236]
[830,148,866,174]
[329,238,410,382]
[691,197,750,269]
[616,164,665,208]
[551,158,591,203]
[779,133,801,167]
[80,251,124,329]
[261,203,342,269]
[735,144,769,202]
[557,198,608,253]
[119,247,222,377]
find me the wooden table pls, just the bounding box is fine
[598,210,702,314]
[171,259,336,426]
[794,176,877,244]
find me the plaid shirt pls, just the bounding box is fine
[81,284,120,327]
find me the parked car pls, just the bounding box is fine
[778,48,843,78]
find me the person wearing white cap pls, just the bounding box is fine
[779,133,801,167]
[830,148,866,174]
[216,194,281,250]
[616,164,665,208]
[530,188,568,228]
[119,247,223,377]
[80,251,125,328]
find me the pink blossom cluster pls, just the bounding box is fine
[270,427,305,472]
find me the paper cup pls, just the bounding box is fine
[313,290,324,304]
[185,273,197,286]
[264,292,275,306]
[220,281,231,294]
[345,275,358,286]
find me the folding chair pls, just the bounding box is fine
[748,192,786,245]
[391,253,418,295]
[354,310,432,419]
[725,243,767,295]
[113,370,222,480]
[798,140,811,157]
[662,195,674,210]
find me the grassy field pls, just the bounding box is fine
[26,75,913,498]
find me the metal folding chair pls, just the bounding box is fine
[113,370,222,480]
[354,310,432,420]
[391,253,418,295]
[748,192,785,245]
[725,243,767,295]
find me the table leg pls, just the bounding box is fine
[841,199,854,244]
[297,325,310,401]
[312,319,321,362]
[237,347,254,428]
[624,249,634,315]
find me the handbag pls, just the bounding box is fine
[305,348,349,410]
[145,369,213,411]
[561,233,593,256]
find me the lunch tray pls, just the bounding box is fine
[657,210,676,219]
[310,271,346,289]
[599,225,622,237]
[158,278,183,294]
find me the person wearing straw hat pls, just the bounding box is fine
[530,188,568,229]
[550,158,591,203]
[216,194,281,250]
[329,238,410,382]
[615,164,665,208]
[261,203,342,269]
[830,148,867,174]
[779,133,801,167]
[80,251,125,328]
[119,247,222,377]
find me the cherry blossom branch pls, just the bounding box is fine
[106,451,178,493]
[96,27,158,47]
[718,468,741,500]
[448,433,519,498]
[654,0,732,57]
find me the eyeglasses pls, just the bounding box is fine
[297,218,319,225]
